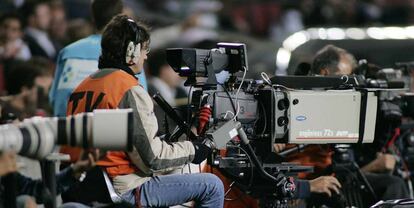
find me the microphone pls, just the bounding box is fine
[387,81,405,89]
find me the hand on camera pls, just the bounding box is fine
[191,137,213,164]
[72,149,100,178]
[310,176,342,197]
[273,144,286,153]
[362,152,396,173]
[0,151,18,176]
[374,153,396,172]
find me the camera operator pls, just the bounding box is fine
[65,15,224,207]
[274,144,342,198]
[309,45,410,202]
[0,150,98,208]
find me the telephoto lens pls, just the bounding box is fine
[0,109,133,159]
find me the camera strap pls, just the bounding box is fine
[357,89,369,144]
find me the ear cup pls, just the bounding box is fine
[126,42,140,65]
[132,43,141,64]
[125,18,142,66]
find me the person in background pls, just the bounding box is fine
[48,0,68,51]
[0,12,31,61]
[310,44,410,204]
[49,0,147,117]
[146,49,187,106]
[21,0,56,60]
[0,150,98,208]
[0,60,46,123]
[65,19,94,45]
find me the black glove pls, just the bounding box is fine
[191,139,212,164]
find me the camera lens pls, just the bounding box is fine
[0,125,23,153]
[278,99,290,110]
[19,118,55,159]
[277,117,288,126]
[0,109,133,159]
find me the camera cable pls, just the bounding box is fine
[220,84,237,118]
[261,72,272,85]
[233,66,248,121]
[261,71,295,91]
[186,85,193,141]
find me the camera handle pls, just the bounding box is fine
[41,153,71,208]
[152,93,197,141]
[234,122,296,198]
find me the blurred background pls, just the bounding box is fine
[3,0,414,83]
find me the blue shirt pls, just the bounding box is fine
[49,34,147,116]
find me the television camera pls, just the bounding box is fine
[355,59,414,120]
[353,60,414,157]
[160,43,380,206]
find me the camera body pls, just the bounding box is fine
[202,85,377,151]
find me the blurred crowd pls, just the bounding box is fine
[0,0,413,145]
[1,0,414,119]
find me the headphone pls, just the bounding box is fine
[125,18,141,66]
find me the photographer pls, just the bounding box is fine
[0,59,51,123]
[310,45,410,202]
[65,15,224,207]
[0,150,98,208]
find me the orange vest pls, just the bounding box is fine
[63,69,139,178]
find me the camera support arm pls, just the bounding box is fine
[208,120,296,198]
[234,121,296,198]
[152,93,197,141]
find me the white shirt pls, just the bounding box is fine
[26,27,56,58]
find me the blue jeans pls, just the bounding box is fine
[121,173,224,208]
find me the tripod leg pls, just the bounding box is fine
[3,173,17,208]
[353,162,378,201]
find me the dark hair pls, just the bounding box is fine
[91,0,123,31]
[311,45,357,75]
[27,57,53,76]
[191,39,218,49]
[0,12,22,25]
[5,60,43,95]
[311,45,341,75]
[99,15,150,66]
[20,0,49,25]
[146,50,166,77]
